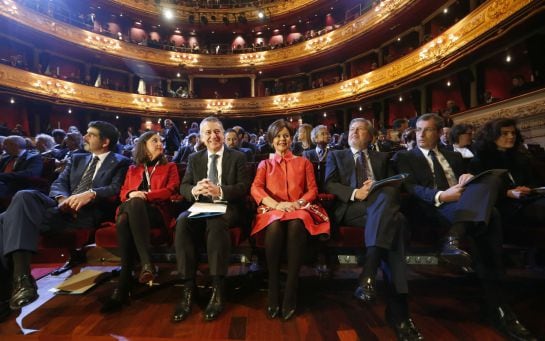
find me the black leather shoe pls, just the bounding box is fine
[203,284,225,321]
[440,236,472,268]
[0,300,11,322]
[138,264,156,285]
[266,305,280,319]
[487,306,537,341]
[385,307,424,341]
[100,288,130,313]
[281,306,296,321]
[9,275,38,310]
[172,286,194,323]
[354,276,376,302]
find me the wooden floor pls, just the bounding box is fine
[1,261,545,340]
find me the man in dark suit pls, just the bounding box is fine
[393,113,536,341]
[325,118,422,340]
[163,118,181,155]
[0,135,43,198]
[172,117,250,323]
[225,128,254,162]
[172,133,200,164]
[0,121,129,322]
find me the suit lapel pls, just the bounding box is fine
[341,149,357,187]
[368,150,380,179]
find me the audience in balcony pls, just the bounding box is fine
[101,131,180,313]
[251,119,329,321]
[470,118,545,225]
[481,90,499,104]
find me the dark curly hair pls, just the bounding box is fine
[472,118,523,153]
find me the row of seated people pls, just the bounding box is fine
[1,115,544,340]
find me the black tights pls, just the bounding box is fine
[264,219,307,309]
[116,198,154,290]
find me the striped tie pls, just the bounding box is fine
[73,156,99,194]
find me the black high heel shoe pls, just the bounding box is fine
[138,264,156,285]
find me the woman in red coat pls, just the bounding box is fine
[102,131,180,313]
[251,119,330,320]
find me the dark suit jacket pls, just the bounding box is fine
[180,148,250,205]
[50,152,130,201]
[303,148,329,163]
[0,150,43,196]
[164,126,181,153]
[172,145,196,164]
[0,150,43,181]
[392,147,465,204]
[232,146,254,162]
[325,148,394,224]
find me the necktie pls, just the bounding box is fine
[317,149,324,161]
[3,157,16,173]
[355,151,368,187]
[209,154,219,184]
[429,150,449,190]
[73,156,100,194]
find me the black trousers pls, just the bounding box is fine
[174,205,239,278]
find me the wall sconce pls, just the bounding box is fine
[419,33,459,61]
[170,52,198,64]
[374,0,399,17]
[273,96,299,108]
[340,78,370,94]
[239,53,265,65]
[207,100,233,113]
[133,96,163,109]
[305,36,332,51]
[85,34,121,51]
[0,0,18,15]
[33,79,75,96]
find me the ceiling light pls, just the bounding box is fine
[10,97,15,104]
[446,80,451,87]
[398,96,403,102]
[443,8,448,14]
[506,55,512,63]
[257,11,264,19]
[163,8,174,20]
[68,108,72,114]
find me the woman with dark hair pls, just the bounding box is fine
[470,118,545,224]
[449,123,474,159]
[102,131,180,312]
[251,119,330,320]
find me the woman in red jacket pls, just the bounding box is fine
[102,131,180,313]
[251,119,330,321]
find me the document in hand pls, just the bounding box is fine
[368,173,409,194]
[188,202,227,219]
[463,169,508,187]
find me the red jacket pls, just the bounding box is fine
[119,162,180,228]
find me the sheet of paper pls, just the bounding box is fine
[55,269,104,294]
[188,202,227,216]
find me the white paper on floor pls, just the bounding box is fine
[16,266,119,335]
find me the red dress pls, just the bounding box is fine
[250,152,330,237]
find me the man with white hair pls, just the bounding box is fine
[0,135,43,198]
